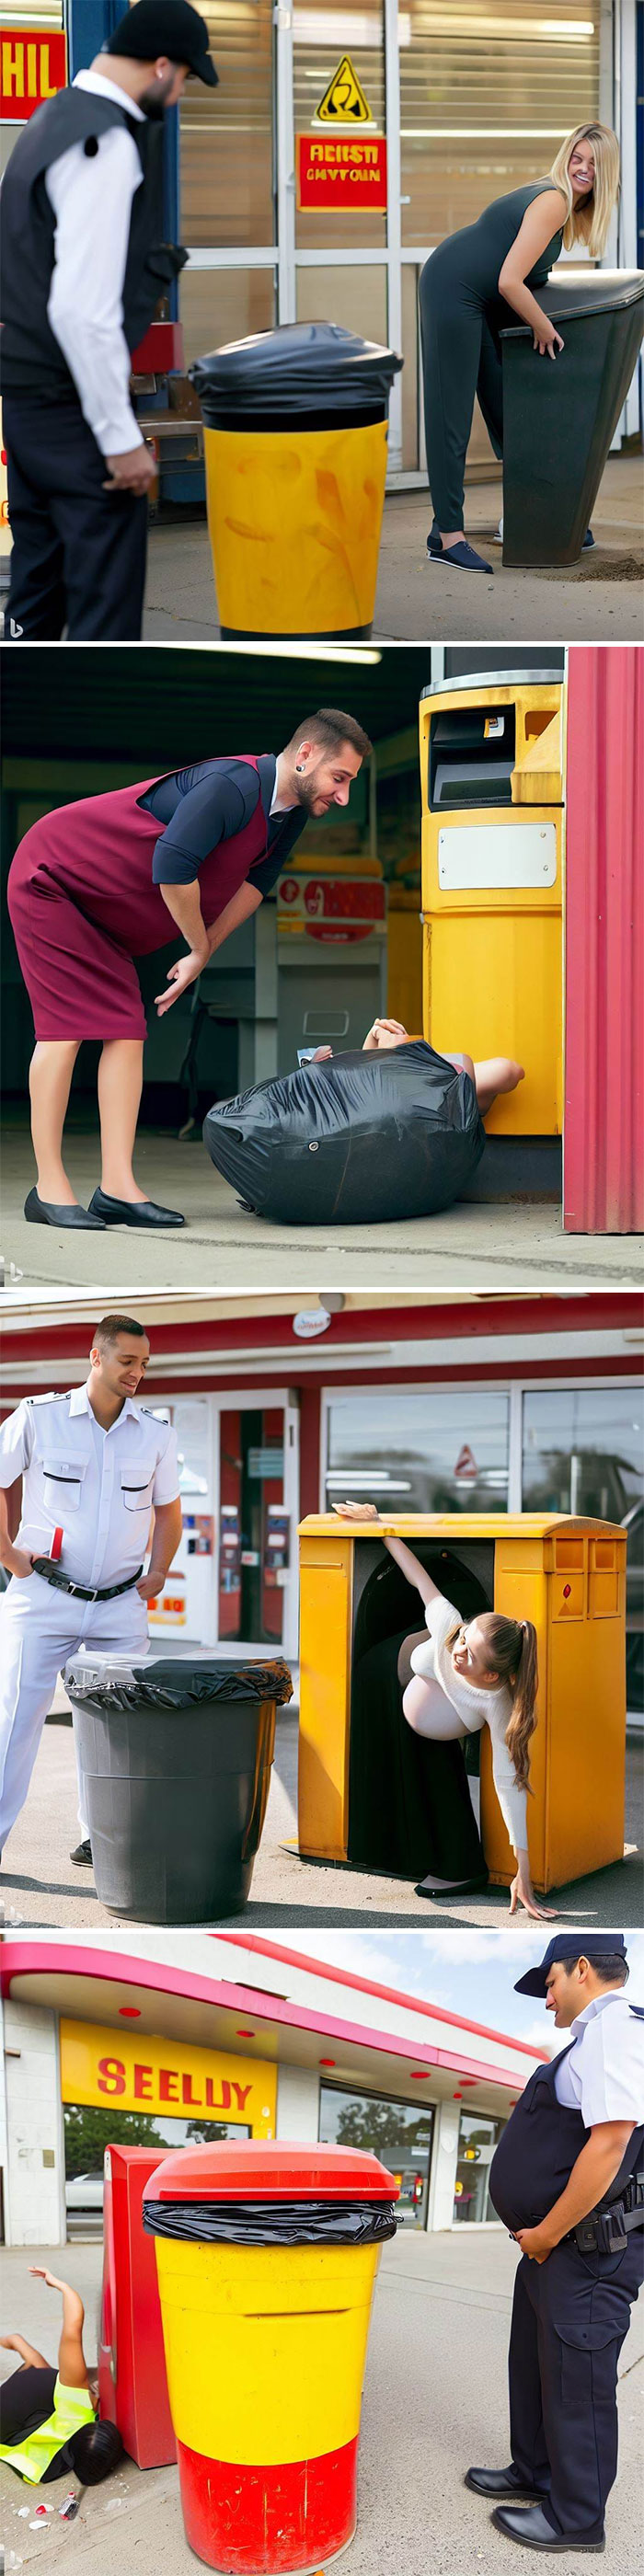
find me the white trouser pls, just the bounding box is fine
[0,1571,148,1853]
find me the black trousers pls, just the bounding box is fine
[419,266,504,530]
[3,394,148,640]
[508,2235,644,2537]
[347,1628,486,1880]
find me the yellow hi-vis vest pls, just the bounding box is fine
[0,2375,96,2483]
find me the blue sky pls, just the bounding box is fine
[282,1930,644,2057]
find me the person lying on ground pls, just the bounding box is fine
[0,2268,122,2487]
[312,1016,524,1116]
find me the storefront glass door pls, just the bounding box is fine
[215,1389,299,1660]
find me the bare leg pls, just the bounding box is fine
[473,1056,525,1116]
[29,1040,82,1202]
[98,1039,147,1201]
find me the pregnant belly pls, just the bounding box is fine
[402,1675,466,1739]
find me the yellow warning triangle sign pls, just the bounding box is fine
[316,55,373,123]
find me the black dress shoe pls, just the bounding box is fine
[466,2467,546,2501]
[70,1839,93,1866]
[416,1871,489,1899]
[492,2504,605,2551]
[87,1189,185,1228]
[24,1188,106,1231]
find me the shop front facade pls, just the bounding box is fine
[0,1292,641,1693]
[0,1931,546,2246]
[1,2,641,479]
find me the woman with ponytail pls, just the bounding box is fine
[335,1502,557,1921]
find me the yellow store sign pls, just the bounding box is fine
[60,2020,276,2136]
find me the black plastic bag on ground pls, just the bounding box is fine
[202,1041,485,1226]
[190,320,402,428]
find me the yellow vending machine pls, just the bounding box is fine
[297,1512,626,1895]
[420,671,565,1138]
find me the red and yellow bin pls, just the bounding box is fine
[143,2138,398,2574]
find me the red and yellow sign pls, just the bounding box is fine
[297,132,387,213]
[60,2019,277,2136]
[1,29,67,119]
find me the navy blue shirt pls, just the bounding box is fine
[141,753,307,892]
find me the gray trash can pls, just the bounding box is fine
[500,268,644,564]
[64,1648,293,1924]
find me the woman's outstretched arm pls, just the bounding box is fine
[0,2331,50,2369]
[333,1501,443,1605]
[29,2270,89,2392]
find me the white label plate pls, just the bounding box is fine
[438,822,558,891]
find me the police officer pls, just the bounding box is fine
[0,1313,181,1874]
[1,2,218,640]
[466,1934,644,2551]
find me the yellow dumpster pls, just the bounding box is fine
[190,322,402,639]
[420,673,565,1136]
[297,1512,627,1893]
[143,2138,398,2574]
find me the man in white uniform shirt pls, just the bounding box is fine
[466,1934,644,2552]
[0,1314,181,1877]
[1,2,218,639]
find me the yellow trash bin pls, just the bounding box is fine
[420,672,565,1136]
[143,2138,398,2574]
[190,322,402,639]
[297,1512,627,1893]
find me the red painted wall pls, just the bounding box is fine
[565,649,643,1234]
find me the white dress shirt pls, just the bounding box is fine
[45,69,146,457]
[0,1383,179,1590]
[408,1593,528,1854]
[553,1988,644,2123]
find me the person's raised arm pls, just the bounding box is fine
[333,1501,443,1605]
[0,2331,50,2369]
[29,2271,90,2393]
[498,190,568,355]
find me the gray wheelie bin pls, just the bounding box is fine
[64,1648,293,1924]
[500,268,644,564]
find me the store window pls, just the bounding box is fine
[293,1,385,252]
[400,2,601,248]
[319,2081,434,2228]
[453,2110,505,2224]
[218,1406,287,1646]
[325,1388,510,1512]
[523,1383,644,1708]
[178,2,275,248]
[63,2103,249,2238]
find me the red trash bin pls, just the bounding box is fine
[98,2145,176,2468]
[143,2139,399,2572]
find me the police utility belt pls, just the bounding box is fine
[569,2171,644,2257]
[32,1559,144,1604]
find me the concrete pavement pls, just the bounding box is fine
[142,454,644,646]
[3,1129,642,1296]
[1,2230,642,2575]
[1,1704,641,1932]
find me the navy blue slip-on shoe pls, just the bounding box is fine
[426,535,493,572]
[582,527,595,549]
[491,2505,604,2551]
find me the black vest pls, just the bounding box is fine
[0,85,187,400]
[489,2006,644,2234]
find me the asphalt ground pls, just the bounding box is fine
[1,2231,642,2575]
[142,454,644,648]
[3,1128,642,1298]
[1,1702,641,1934]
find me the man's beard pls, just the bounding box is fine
[295,774,328,817]
[139,71,178,120]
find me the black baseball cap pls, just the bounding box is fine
[515,1932,627,1997]
[108,2,218,86]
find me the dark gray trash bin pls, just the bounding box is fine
[64,1648,293,1924]
[500,268,644,565]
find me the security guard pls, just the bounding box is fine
[1,1,218,640]
[0,1314,181,1872]
[466,1934,644,2551]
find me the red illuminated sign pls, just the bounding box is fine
[297,132,387,212]
[1,29,68,120]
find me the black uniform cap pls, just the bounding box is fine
[108,2,218,86]
[515,1932,627,1997]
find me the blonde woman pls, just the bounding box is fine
[336,1502,557,1922]
[420,122,620,571]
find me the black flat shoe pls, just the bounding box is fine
[88,1189,185,1228]
[582,527,595,549]
[416,1871,489,1899]
[492,2505,604,2551]
[70,1839,93,1866]
[427,535,493,573]
[466,2467,547,2501]
[24,1187,106,1230]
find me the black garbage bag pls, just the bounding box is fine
[144,2197,397,2248]
[190,319,402,427]
[202,1041,485,1226]
[65,1656,293,1715]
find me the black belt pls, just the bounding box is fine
[32,1559,144,1604]
[570,2175,644,2257]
